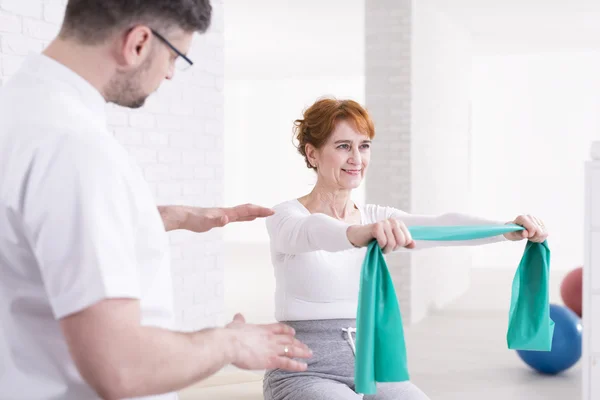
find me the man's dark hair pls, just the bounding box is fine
[60,0,212,44]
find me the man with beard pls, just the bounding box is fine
[0,1,311,399]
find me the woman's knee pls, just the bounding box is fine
[265,376,362,400]
[365,381,431,400]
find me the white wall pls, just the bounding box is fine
[224,0,364,80]
[427,0,600,56]
[410,0,474,321]
[0,0,225,331]
[470,50,600,272]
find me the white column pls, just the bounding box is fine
[365,0,414,323]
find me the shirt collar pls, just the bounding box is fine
[22,52,108,125]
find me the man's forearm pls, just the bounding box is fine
[121,326,235,397]
[80,325,236,399]
[157,205,190,232]
[63,299,308,399]
[63,299,238,400]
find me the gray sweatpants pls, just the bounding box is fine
[263,319,430,400]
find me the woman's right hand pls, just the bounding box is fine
[346,218,415,254]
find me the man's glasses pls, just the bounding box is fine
[151,29,194,72]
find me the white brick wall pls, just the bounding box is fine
[365,0,414,324]
[0,0,225,332]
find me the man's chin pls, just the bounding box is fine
[128,99,146,109]
[117,96,147,109]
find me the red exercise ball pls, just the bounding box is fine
[560,267,583,318]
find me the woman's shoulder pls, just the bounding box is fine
[267,199,311,221]
[265,199,311,235]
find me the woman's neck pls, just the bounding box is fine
[300,182,356,220]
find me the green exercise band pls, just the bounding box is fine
[354,224,553,395]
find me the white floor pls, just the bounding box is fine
[405,268,581,400]
[179,246,581,399]
[403,311,581,400]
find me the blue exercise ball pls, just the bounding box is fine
[516,304,582,375]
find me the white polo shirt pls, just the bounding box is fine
[0,54,176,399]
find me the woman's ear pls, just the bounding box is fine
[305,143,318,168]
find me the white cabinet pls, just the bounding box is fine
[592,232,600,292]
[590,355,600,400]
[584,142,600,400]
[592,296,600,354]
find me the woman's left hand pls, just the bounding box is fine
[503,215,548,243]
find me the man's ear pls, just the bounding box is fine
[117,25,153,69]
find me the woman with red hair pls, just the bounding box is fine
[263,97,548,399]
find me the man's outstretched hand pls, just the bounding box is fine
[158,204,274,233]
[182,204,274,233]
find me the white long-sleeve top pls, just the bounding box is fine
[265,199,507,321]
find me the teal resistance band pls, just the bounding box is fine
[354,224,553,395]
